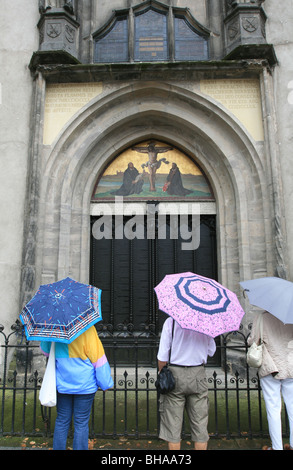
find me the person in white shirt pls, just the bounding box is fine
[157,317,216,450]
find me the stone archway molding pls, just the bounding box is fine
[23,80,276,311]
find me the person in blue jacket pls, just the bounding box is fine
[40,325,113,450]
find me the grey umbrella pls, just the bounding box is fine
[240,276,293,324]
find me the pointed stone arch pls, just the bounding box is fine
[34,81,273,317]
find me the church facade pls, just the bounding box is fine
[1,0,292,344]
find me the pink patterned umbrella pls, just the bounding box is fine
[154,272,245,337]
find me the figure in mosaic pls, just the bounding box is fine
[132,141,172,191]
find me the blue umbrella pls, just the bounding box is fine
[20,277,102,343]
[240,276,293,324]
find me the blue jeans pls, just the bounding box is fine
[53,392,95,450]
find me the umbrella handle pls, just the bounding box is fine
[242,288,249,298]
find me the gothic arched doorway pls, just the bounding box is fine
[89,141,219,366]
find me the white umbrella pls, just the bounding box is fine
[240,277,293,324]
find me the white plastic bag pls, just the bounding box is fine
[247,341,263,368]
[39,342,57,407]
[247,314,263,368]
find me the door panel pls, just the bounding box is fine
[90,214,219,365]
[91,214,217,330]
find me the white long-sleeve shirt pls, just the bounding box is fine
[157,317,216,366]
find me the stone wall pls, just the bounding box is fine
[0,0,292,339]
[0,1,39,336]
[263,0,293,279]
[24,65,275,333]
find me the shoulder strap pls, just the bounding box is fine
[168,319,175,364]
[256,313,263,344]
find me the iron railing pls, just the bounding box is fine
[0,321,289,441]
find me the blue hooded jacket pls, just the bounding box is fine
[40,326,113,394]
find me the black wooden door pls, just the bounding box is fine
[90,214,217,336]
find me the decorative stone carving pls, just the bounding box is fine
[47,22,62,39]
[224,2,267,55]
[226,0,265,6]
[225,1,266,18]
[39,0,75,15]
[38,9,79,59]
[242,16,259,32]
[227,19,240,40]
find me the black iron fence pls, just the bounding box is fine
[0,321,289,441]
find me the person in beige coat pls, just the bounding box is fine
[249,311,293,450]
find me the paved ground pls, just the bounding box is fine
[0,436,278,451]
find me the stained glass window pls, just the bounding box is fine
[94,17,128,63]
[174,17,209,61]
[134,9,168,62]
[93,5,209,64]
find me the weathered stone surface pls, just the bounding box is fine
[1,0,292,340]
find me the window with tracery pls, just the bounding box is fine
[93,2,210,64]
[134,9,168,61]
[94,16,129,63]
[174,16,209,61]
